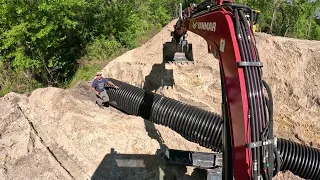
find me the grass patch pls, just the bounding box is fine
[136,26,162,46]
[66,48,126,88]
[0,67,41,97]
[67,63,101,88]
[65,36,125,88]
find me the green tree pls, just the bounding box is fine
[0,0,182,95]
[235,0,320,40]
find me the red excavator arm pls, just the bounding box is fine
[171,1,275,180]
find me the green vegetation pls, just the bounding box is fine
[0,0,319,96]
[235,0,320,39]
[0,0,181,95]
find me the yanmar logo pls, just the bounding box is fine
[192,22,216,32]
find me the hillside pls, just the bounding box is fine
[1,19,320,180]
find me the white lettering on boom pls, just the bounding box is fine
[192,22,216,32]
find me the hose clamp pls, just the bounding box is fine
[246,138,276,148]
[237,61,263,67]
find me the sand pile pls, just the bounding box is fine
[255,34,320,146]
[0,84,212,180]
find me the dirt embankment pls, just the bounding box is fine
[1,19,319,180]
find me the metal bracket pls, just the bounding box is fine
[246,138,276,148]
[165,148,222,168]
[237,61,263,67]
[207,167,223,180]
[164,148,237,180]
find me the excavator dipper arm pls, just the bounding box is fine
[173,1,277,180]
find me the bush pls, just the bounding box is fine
[0,62,41,96]
[86,36,122,60]
[66,63,101,88]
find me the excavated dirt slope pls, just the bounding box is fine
[1,19,319,180]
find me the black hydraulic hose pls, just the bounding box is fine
[239,9,272,179]
[235,7,275,179]
[105,78,320,179]
[263,80,279,176]
[239,9,267,135]
[235,8,260,179]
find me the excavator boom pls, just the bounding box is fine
[171,1,275,179]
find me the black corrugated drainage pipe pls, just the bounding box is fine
[106,78,223,152]
[105,78,320,180]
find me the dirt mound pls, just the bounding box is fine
[255,33,320,146]
[0,93,73,180]
[1,19,319,180]
[0,85,211,180]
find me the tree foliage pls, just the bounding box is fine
[235,0,320,39]
[0,0,180,94]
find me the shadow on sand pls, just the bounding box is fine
[143,62,175,93]
[91,148,207,180]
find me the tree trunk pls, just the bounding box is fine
[284,21,294,37]
[294,20,299,38]
[278,6,286,36]
[269,7,277,34]
[269,1,280,34]
[307,19,312,39]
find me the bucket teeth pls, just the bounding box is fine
[165,61,195,70]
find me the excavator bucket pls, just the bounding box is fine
[163,41,194,63]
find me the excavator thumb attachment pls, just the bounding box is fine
[163,41,194,63]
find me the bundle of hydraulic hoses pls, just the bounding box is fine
[234,6,275,180]
[105,78,320,180]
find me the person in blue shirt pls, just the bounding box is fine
[91,72,119,107]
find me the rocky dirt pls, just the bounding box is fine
[1,19,319,180]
